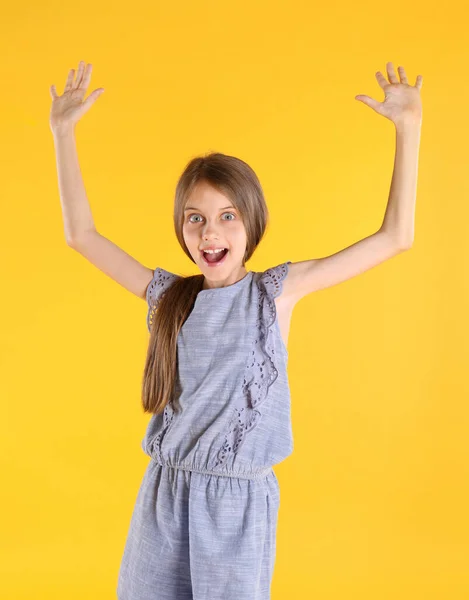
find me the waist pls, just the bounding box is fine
[151,456,272,481]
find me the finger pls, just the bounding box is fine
[415,74,423,91]
[386,62,399,84]
[50,84,59,100]
[398,65,408,84]
[74,60,86,89]
[81,63,93,90]
[64,69,75,93]
[375,70,389,90]
[81,88,105,112]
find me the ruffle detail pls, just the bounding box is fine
[145,400,176,461]
[259,261,292,299]
[212,261,291,468]
[146,267,180,332]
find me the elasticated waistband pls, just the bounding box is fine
[152,457,272,481]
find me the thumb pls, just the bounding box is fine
[355,95,381,114]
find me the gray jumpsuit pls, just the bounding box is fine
[117,262,293,600]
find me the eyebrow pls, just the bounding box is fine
[184,205,235,212]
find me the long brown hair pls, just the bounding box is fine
[141,152,270,415]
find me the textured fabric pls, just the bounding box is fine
[117,262,293,600]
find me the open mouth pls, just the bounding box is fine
[201,248,229,266]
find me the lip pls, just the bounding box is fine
[200,248,229,267]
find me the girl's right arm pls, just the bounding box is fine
[50,61,153,301]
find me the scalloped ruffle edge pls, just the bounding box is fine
[212,262,290,468]
[146,268,180,332]
[145,401,175,461]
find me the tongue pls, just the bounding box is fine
[205,249,228,263]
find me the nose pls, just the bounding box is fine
[201,222,220,239]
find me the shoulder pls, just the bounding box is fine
[257,261,292,299]
[146,267,181,305]
[146,267,182,332]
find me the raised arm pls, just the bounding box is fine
[279,62,423,308]
[50,60,153,300]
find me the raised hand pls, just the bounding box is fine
[49,60,105,135]
[355,62,423,127]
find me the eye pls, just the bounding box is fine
[188,212,236,223]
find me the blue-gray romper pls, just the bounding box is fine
[117,262,293,600]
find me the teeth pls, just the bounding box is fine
[204,248,225,254]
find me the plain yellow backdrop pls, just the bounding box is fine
[1,0,468,598]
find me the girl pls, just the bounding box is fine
[50,60,423,600]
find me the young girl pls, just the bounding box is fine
[50,60,423,600]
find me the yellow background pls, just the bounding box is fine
[1,0,468,598]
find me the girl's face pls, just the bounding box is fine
[182,181,248,284]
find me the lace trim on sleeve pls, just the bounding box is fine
[258,260,291,298]
[212,261,291,468]
[146,267,179,332]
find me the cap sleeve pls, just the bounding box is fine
[258,261,291,298]
[146,267,180,332]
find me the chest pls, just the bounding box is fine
[178,287,292,356]
[178,292,255,367]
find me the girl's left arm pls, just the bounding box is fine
[279,62,423,307]
[379,119,422,248]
